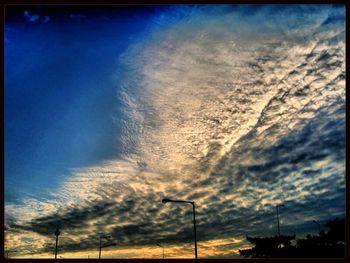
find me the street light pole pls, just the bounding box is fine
[6,250,17,259]
[156,244,165,259]
[276,204,284,237]
[99,235,116,259]
[192,202,198,260]
[54,228,60,260]
[99,236,102,259]
[162,198,198,259]
[312,220,321,233]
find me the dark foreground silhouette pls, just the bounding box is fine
[239,218,345,258]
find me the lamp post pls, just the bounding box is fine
[312,220,321,233]
[162,198,198,259]
[99,235,116,259]
[54,228,61,260]
[156,243,165,259]
[276,204,284,237]
[6,250,17,259]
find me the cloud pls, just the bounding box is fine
[23,10,39,22]
[23,10,50,23]
[6,4,345,258]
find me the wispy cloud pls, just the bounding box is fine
[23,10,50,23]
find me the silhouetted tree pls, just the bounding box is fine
[324,218,345,244]
[239,218,345,258]
[239,235,296,258]
[295,218,345,258]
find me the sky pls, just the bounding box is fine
[4,4,346,259]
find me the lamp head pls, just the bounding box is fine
[100,235,112,240]
[54,229,60,236]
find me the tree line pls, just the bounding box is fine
[239,218,345,258]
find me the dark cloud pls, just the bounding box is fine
[18,100,344,252]
[10,200,116,236]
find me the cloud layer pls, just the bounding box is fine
[5,5,345,258]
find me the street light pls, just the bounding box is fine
[276,204,284,237]
[99,235,116,259]
[156,243,165,259]
[6,250,17,259]
[54,228,61,260]
[312,220,321,233]
[162,198,198,259]
[99,235,110,259]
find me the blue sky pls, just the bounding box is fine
[5,4,345,258]
[5,6,163,202]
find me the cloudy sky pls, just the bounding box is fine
[4,4,345,259]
